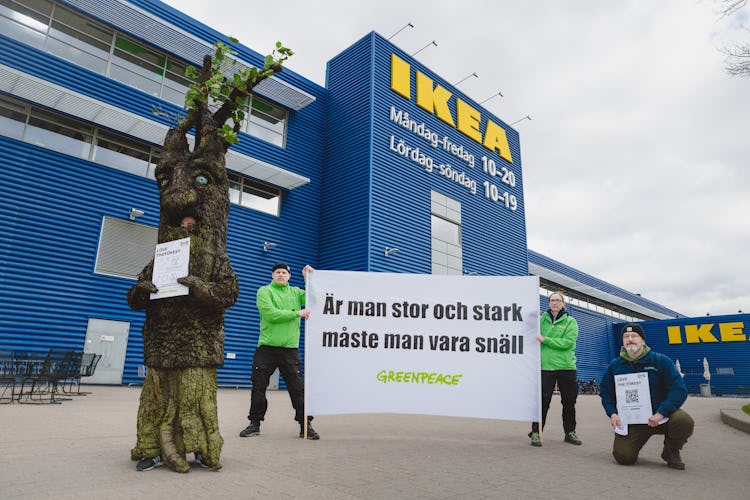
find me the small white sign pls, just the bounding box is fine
[613,372,667,434]
[100,335,115,342]
[150,237,190,300]
[615,372,652,425]
[226,352,236,359]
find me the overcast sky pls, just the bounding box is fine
[161,0,749,318]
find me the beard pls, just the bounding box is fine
[625,344,642,356]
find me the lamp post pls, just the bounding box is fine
[411,40,437,57]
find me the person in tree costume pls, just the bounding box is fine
[126,40,292,472]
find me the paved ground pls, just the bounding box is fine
[1,386,748,500]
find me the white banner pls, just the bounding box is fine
[304,271,541,422]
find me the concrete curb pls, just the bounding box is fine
[720,408,750,434]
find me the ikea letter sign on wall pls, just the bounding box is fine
[666,322,747,344]
[390,54,514,164]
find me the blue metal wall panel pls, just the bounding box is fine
[0,137,155,379]
[318,34,374,271]
[0,132,322,387]
[323,32,528,276]
[612,315,750,396]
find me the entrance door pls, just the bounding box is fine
[83,318,130,384]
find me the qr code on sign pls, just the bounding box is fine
[625,389,639,404]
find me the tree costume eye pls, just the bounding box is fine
[195,175,209,186]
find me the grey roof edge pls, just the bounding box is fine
[63,0,315,110]
[528,250,683,320]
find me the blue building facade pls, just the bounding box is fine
[1,0,746,394]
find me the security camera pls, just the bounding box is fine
[129,208,145,220]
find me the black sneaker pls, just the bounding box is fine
[564,432,582,445]
[136,455,163,471]
[240,421,261,437]
[299,422,320,440]
[194,452,209,468]
[529,432,542,447]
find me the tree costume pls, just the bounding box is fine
[126,42,292,472]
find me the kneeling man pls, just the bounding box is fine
[599,324,694,470]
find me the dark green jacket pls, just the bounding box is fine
[600,347,688,418]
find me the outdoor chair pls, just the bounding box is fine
[17,349,75,404]
[0,350,16,403]
[1,351,42,402]
[55,351,84,398]
[60,352,100,396]
[82,353,102,380]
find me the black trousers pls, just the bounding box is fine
[531,369,578,434]
[247,345,308,423]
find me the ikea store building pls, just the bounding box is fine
[1,0,748,395]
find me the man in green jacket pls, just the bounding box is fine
[529,291,581,447]
[239,262,319,440]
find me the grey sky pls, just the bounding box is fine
[161,0,749,318]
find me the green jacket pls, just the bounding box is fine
[539,309,578,370]
[256,281,306,348]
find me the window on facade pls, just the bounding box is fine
[0,94,277,215]
[538,280,649,322]
[162,59,192,106]
[25,107,93,159]
[93,129,157,178]
[240,95,288,148]
[47,3,112,74]
[0,94,27,140]
[95,217,158,279]
[0,0,52,50]
[431,190,462,275]
[228,172,281,216]
[110,35,165,97]
[1,0,290,147]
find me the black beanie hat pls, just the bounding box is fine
[622,324,645,340]
[272,262,290,273]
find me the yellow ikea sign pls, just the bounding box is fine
[667,322,746,344]
[390,54,514,164]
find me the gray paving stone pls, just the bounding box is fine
[1,387,747,499]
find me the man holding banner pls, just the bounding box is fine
[239,262,320,440]
[529,291,582,447]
